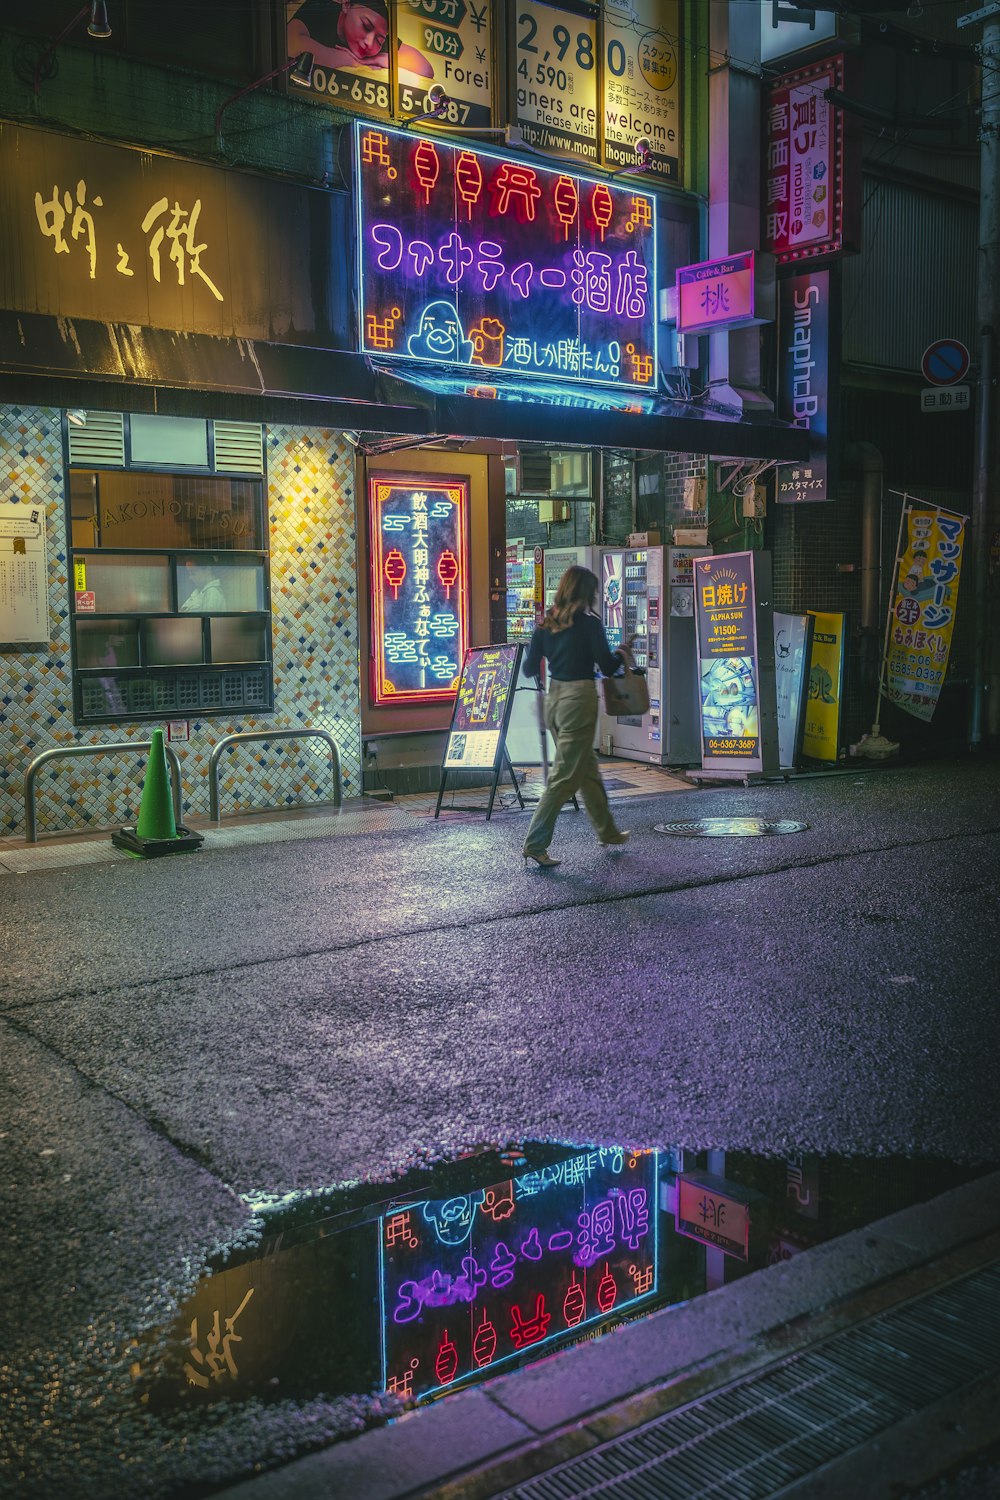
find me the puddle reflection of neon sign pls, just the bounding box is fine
[380,1149,659,1401]
[369,476,469,706]
[356,125,657,390]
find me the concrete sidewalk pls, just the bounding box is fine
[0,758,693,875]
[220,1170,1000,1500]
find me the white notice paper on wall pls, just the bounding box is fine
[0,501,49,642]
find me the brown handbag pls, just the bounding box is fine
[602,650,650,717]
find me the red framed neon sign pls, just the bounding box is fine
[369,474,469,706]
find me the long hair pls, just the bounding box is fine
[543,565,599,633]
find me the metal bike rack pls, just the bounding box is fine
[208,728,343,823]
[24,741,183,844]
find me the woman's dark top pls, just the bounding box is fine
[523,611,623,682]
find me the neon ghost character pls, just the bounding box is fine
[422,1191,485,1246]
[407,300,475,363]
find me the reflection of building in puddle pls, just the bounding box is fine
[140,1146,995,1411]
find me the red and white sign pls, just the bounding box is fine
[75,591,96,612]
[763,54,859,264]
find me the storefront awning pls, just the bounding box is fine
[0,311,808,461]
[372,365,810,462]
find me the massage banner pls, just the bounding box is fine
[883,501,967,723]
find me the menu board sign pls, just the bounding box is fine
[369,474,469,706]
[381,1148,659,1400]
[603,0,681,182]
[0,501,49,643]
[395,0,495,128]
[443,643,521,768]
[693,551,778,777]
[515,0,599,162]
[356,124,657,390]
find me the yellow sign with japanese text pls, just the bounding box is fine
[395,0,494,128]
[802,610,845,762]
[515,0,599,161]
[884,504,966,722]
[603,0,681,181]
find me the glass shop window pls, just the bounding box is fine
[67,466,272,725]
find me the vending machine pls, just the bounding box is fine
[539,545,600,616]
[599,544,709,766]
[504,546,600,768]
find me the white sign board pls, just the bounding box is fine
[0,501,49,642]
[921,386,971,413]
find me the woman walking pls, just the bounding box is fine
[521,565,631,868]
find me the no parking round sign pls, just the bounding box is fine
[921,339,970,386]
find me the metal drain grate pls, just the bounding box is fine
[654,818,809,838]
[498,1261,1000,1500]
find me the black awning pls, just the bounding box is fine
[372,365,810,462]
[0,311,808,461]
[0,312,433,436]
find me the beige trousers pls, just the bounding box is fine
[522,679,620,855]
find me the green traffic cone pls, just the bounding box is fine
[112,728,203,857]
[135,729,177,841]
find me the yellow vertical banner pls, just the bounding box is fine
[802,611,845,763]
[884,504,966,723]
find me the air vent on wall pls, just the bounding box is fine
[213,421,264,475]
[67,411,125,467]
[519,450,553,494]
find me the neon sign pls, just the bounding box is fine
[380,1148,659,1400]
[369,475,469,705]
[356,125,657,390]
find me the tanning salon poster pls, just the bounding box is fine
[693,551,779,778]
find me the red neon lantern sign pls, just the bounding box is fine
[437,549,459,598]
[455,150,484,219]
[434,1331,459,1385]
[591,183,614,241]
[553,175,579,239]
[384,549,407,599]
[413,139,440,205]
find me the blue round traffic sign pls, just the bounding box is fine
[921,339,970,386]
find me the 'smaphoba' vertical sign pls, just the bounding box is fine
[693,551,779,779]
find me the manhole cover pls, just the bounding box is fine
[654,817,809,837]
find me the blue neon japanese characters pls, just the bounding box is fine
[356,124,657,389]
[380,1148,659,1400]
[369,474,469,705]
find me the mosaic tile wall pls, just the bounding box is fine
[0,406,362,836]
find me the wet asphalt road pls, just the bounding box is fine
[2,755,999,1496]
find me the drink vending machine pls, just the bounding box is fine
[504,545,599,768]
[599,545,709,766]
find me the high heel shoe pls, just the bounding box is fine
[523,850,562,868]
[599,830,630,847]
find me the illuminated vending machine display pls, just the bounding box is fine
[506,546,598,767]
[540,546,599,617]
[600,546,709,766]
